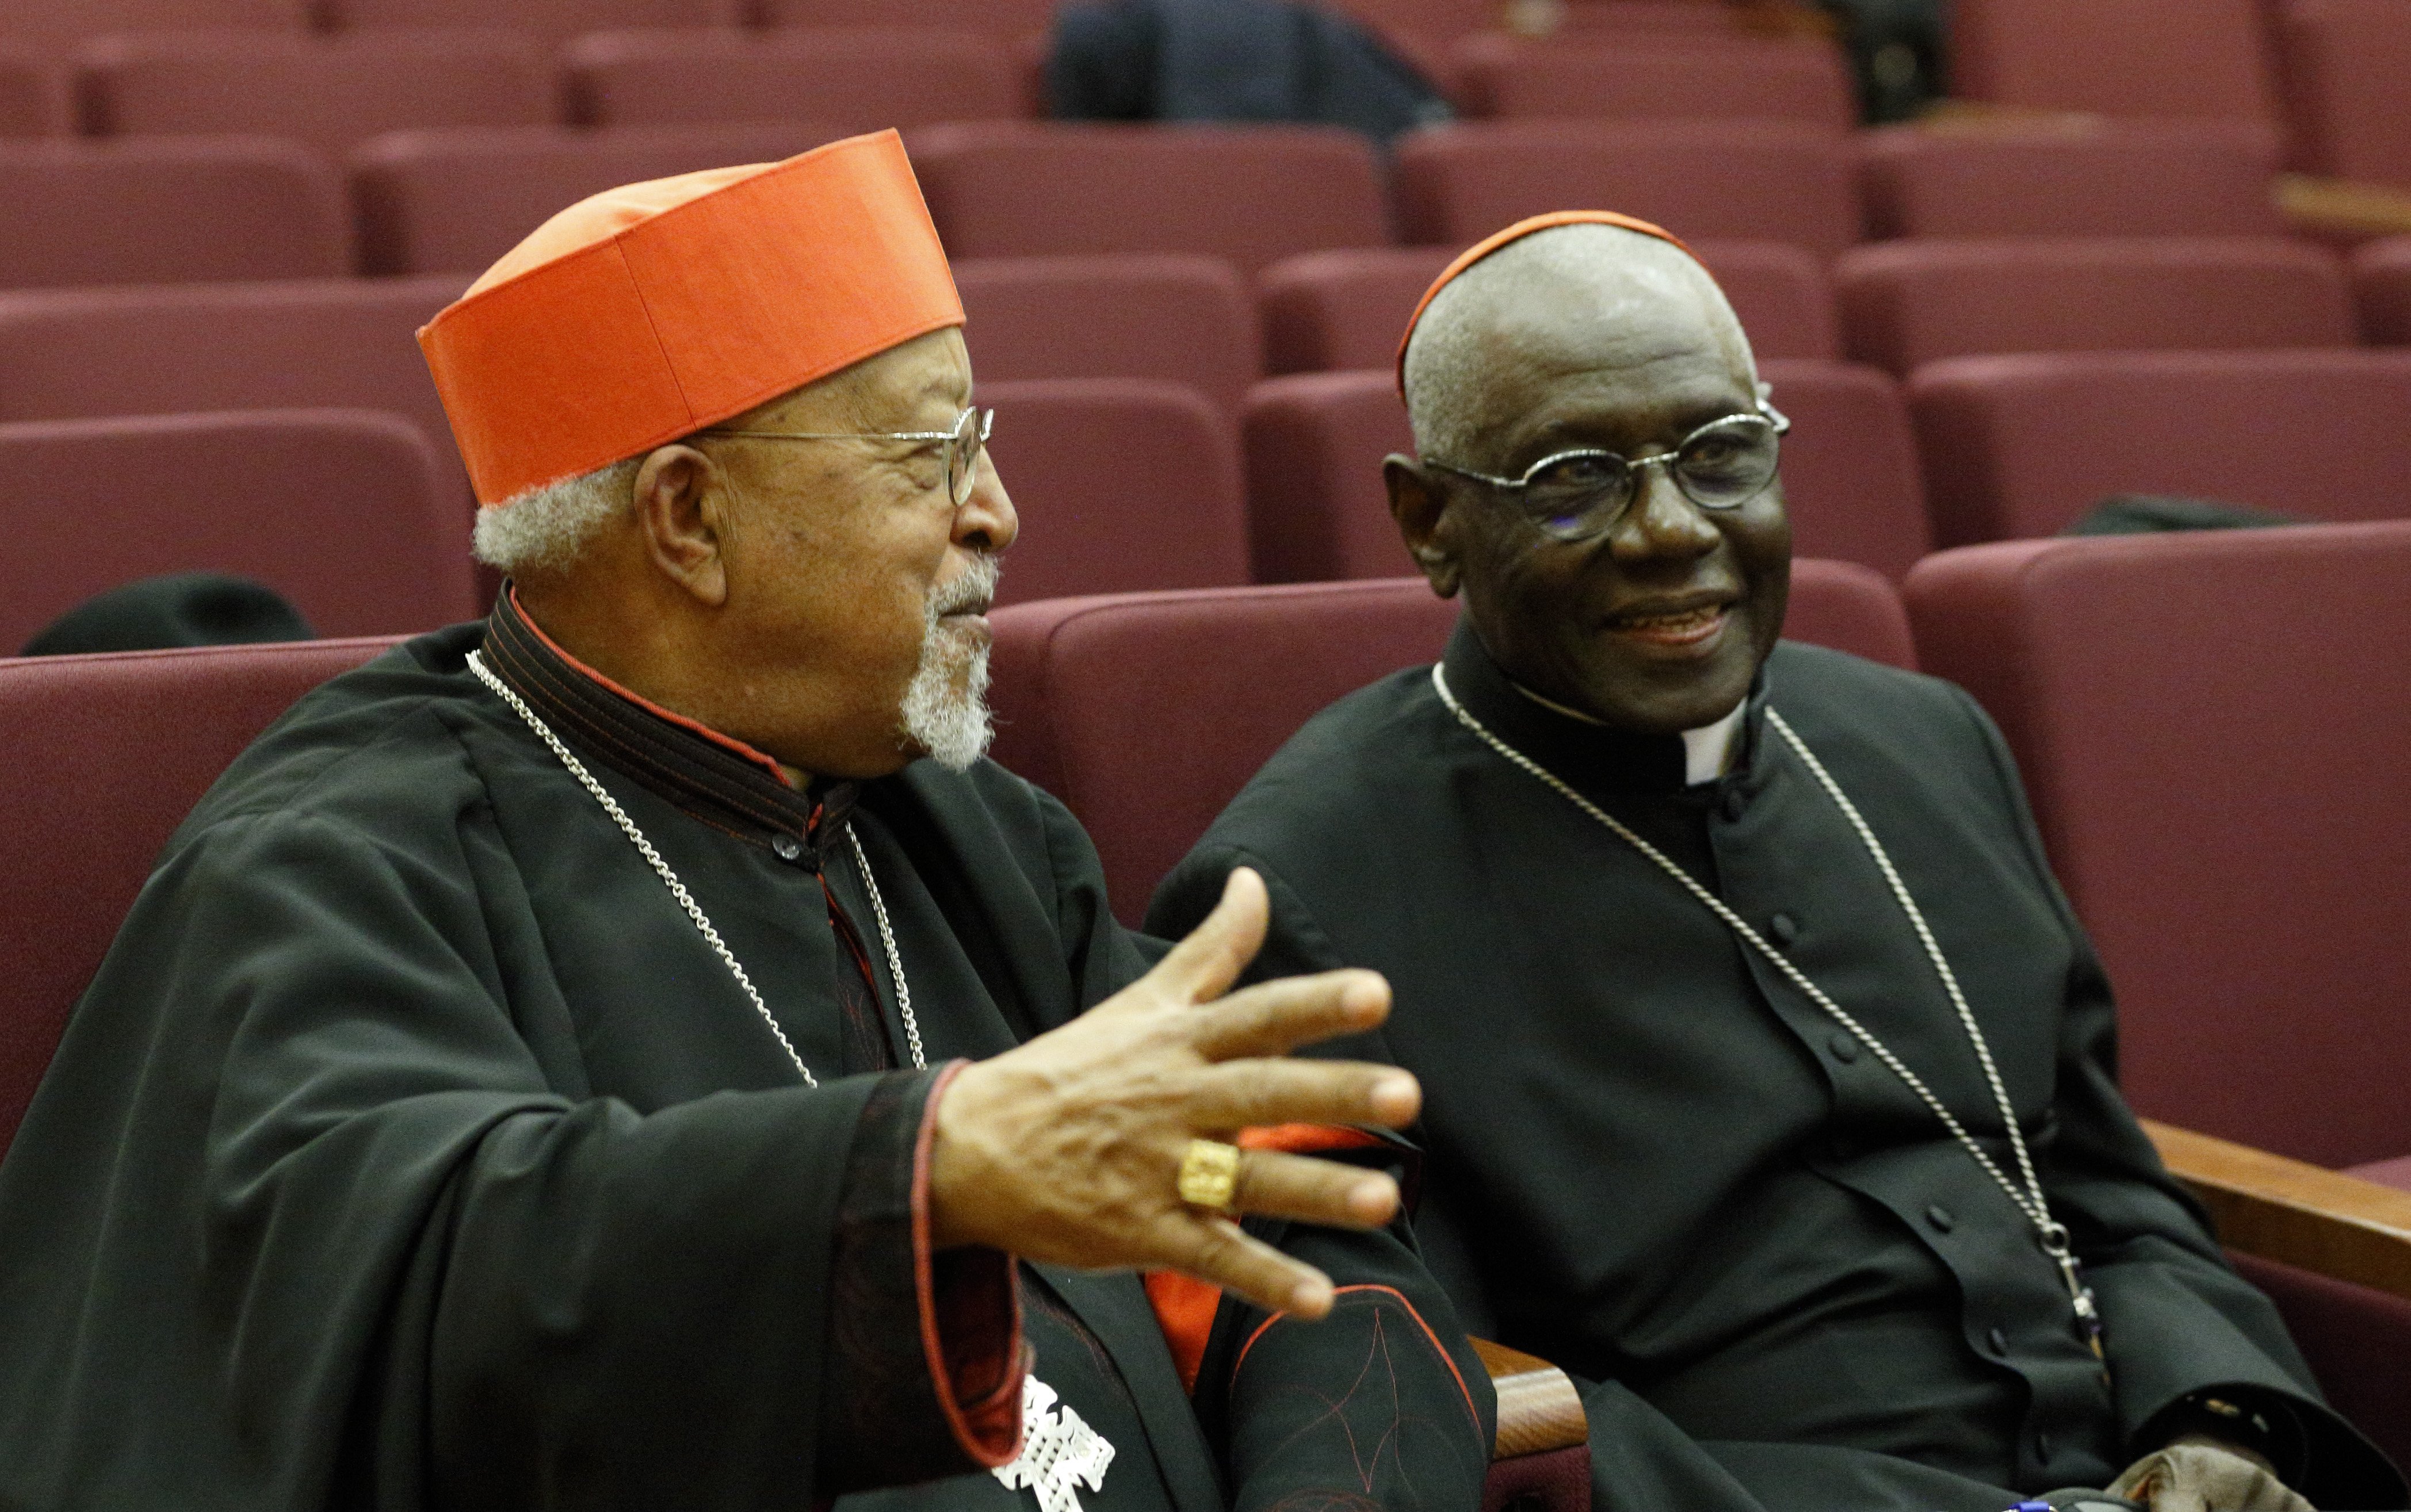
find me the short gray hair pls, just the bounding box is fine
[471,456,642,574]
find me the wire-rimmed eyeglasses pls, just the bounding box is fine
[1422,401,1790,542]
[698,405,995,507]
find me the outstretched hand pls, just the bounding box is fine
[926,867,1417,1319]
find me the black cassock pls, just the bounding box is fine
[1152,619,2405,1512]
[0,596,1491,1512]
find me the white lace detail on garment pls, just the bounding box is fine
[992,1376,1114,1512]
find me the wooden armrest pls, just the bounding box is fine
[1473,1337,1588,1459]
[2276,174,2411,240]
[2143,1119,2411,1304]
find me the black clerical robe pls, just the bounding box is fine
[0,597,1491,1512]
[1152,619,2405,1512]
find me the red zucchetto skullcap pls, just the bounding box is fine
[418,129,964,507]
[1394,210,1698,397]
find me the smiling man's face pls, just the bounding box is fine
[1392,238,1791,735]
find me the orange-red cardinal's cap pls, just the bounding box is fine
[419,129,964,507]
[1394,210,1697,397]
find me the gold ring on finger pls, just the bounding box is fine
[1177,1138,1243,1212]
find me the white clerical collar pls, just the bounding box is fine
[1510,682,1747,787]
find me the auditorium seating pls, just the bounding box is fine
[983,380,1251,606]
[324,0,744,39]
[75,33,551,162]
[1950,0,2278,123]
[986,561,1913,920]
[2357,237,2411,346]
[1908,349,2411,545]
[0,0,307,58]
[564,28,1025,132]
[1392,123,1863,257]
[759,0,1061,32]
[1559,1,1749,32]
[351,123,845,274]
[2282,0,2411,192]
[1904,522,2411,1169]
[907,123,1391,277]
[0,139,347,288]
[1835,238,2356,376]
[1257,239,1840,375]
[1450,33,1855,130]
[1755,358,1929,580]
[0,50,60,137]
[956,255,1259,419]
[1859,121,2284,239]
[0,410,476,654]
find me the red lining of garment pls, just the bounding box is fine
[1145,1269,1224,1393]
[1229,1284,1482,1434]
[913,1058,1026,1467]
[1236,1124,1384,1154]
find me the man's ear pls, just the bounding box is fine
[1385,454,1461,599]
[632,444,729,607]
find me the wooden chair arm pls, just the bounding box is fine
[1473,1337,1588,1459]
[2144,1119,2411,1304]
[2275,174,2411,240]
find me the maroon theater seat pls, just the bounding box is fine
[324,0,745,40]
[1908,349,2411,545]
[0,409,476,653]
[0,636,399,1153]
[565,28,1024,132]
[908,123,1390,278]
[0,0,306,58]
[0,49,62,137]
[2357,236,2411,346]
[987,561,1912,920]
[1561,1,1750,33]
[77,32,552,163]
[2284,1,2411,192]
[351,123,846,274]
[1393,122,1863,258]
[1951,0,2278,123]
[761,0,1062,32]
[984,379,1250,606]
[1451,33,1854,131]
[1835,237,2355,376]
[957,255,1258,419]
[0,138,346,288]
[1258,239,1839,375]
[1755,358,1928,581]
[1859,121,2284,239]
[1905,523,2411,1167]
[1324,0,1493,41]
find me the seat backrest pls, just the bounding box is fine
[1908,349,2411,545]
[351,123,847,275]
[0,49,62,137]
[1859,121,2284,239]
[760,0,1063,32]
[1904,524,2411,1166]
[0,411,477,652]
[1258,238,1839,374]
[564,27,1025,132]
[2284,0,2411,192]
[0,138,347,288]
[0,637,397,1154]
[908,123,1391,278]
[957,254,1259,419]
[1392,121,1863,258]
[1452,33,1855,131]
[1756,358,1929,581]
[2357,236,2411,346]
[988,561,1913,919]
[0,0,305,58]
[985,379,1250,606]
[1835,237,2355,376]
[324,0,746,41]
[77,32,553,163]
[1951,0,2278,122]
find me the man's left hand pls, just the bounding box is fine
[2108,1437,2314,1512]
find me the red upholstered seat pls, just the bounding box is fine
[2283,1,2411,192]
[323,0,744,40]
[0,637,397,1154]
[1859,121,2284,239]
[2357,236,2411,346]
[1392,122,1863,258]
[0,0,305,58]
[0,49,61,137]
[77,32,553,163]
[0,411,476,654]
[0,139,346,288]
[957,255,1259,419]
[985,379,1250,606]
[2232,1254,2411,1475]
[761,0,1061,32]
[564,28,1025,132]
[1906,349,2411,545]
[1755,358,1929,581]
[1904,523,2411,1168]
[1835,238,2355,376]
[1259,239,1839,375]
[987,562,1912,919]
[1451,33,1855,131]
[1951,0,2278,123]
[351,123,847,275]
[907,123,1390,278]
[1561,1,1755,33]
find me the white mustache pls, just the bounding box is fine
[930,554,1000,618]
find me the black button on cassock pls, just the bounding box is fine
[771,833,804,863]
[2036,1431,2055,1462]
[1988,1326,2010,1356]
[1925,1203,1956,1232]
[1770,912,1800,946]
[1720,788,1749,822]
[1827,1031,1859,1063]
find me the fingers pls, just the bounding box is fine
[1179,1058,1420,1131]
[1146,867,1269,1005]
[1228,1147,1402,1229]
[1189,967,1391,1060]
[1156,1212,1339,1319]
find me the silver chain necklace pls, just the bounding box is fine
[1431,664,2103,1355]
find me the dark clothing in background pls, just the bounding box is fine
[1152,620,2405,1512]
[1817,0,1947,123]
[2063,496,2305,536]
[19,570,312,656]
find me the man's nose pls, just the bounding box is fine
[1610,462,1720,559]
[957,449,1018,555]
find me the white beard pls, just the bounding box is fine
[899,555,999,771]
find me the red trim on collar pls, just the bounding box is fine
[505,586,794,788]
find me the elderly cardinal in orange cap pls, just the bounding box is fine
[0,132,1493,1512]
